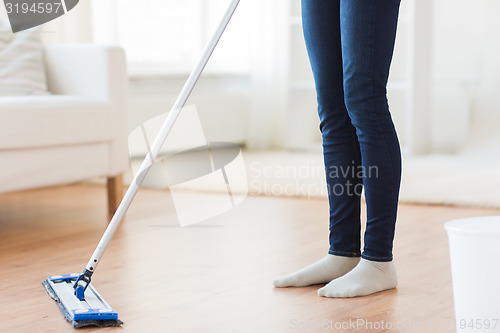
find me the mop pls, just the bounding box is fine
[42,0,241,327]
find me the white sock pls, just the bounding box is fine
[317,258,398,298]
[273,255,360,288]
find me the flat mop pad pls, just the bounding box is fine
[42,274,123,328]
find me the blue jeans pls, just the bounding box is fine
[302,0,402,262]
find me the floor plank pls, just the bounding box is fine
[1,184,499,332]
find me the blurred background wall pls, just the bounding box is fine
[5,0,500,154]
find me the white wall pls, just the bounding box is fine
[142,0,500,153]
[126,75,250,149]
[430,0,500,153]
[4,0,498,154]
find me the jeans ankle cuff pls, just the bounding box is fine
[328,250,361,257]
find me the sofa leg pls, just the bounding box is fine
[107,174,124,217]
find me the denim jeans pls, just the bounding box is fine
[301,0,402,262]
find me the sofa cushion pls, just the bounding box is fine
[0,143,110,194]
[0,95,116,150]
[0,20,49,96]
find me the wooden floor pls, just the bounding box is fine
[1,185,499,333]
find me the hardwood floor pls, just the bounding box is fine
[1,184,499,332]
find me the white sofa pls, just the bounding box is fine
[0,44,129,215]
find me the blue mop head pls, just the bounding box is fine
[42,274,123,328]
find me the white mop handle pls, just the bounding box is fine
[84,0,241,274]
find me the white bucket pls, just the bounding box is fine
[445,216,500,333]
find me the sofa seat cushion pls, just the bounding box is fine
[0,95,116,150]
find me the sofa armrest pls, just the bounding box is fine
[44,44,127,107]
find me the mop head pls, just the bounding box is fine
[42,274,123,328]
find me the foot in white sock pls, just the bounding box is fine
[317,258,397,298]
[273,255,360,288]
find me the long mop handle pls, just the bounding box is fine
[75,0,241,290]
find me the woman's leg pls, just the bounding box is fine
[273,0,362,288]
[304,0,365,259]
[319,0,402,297]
